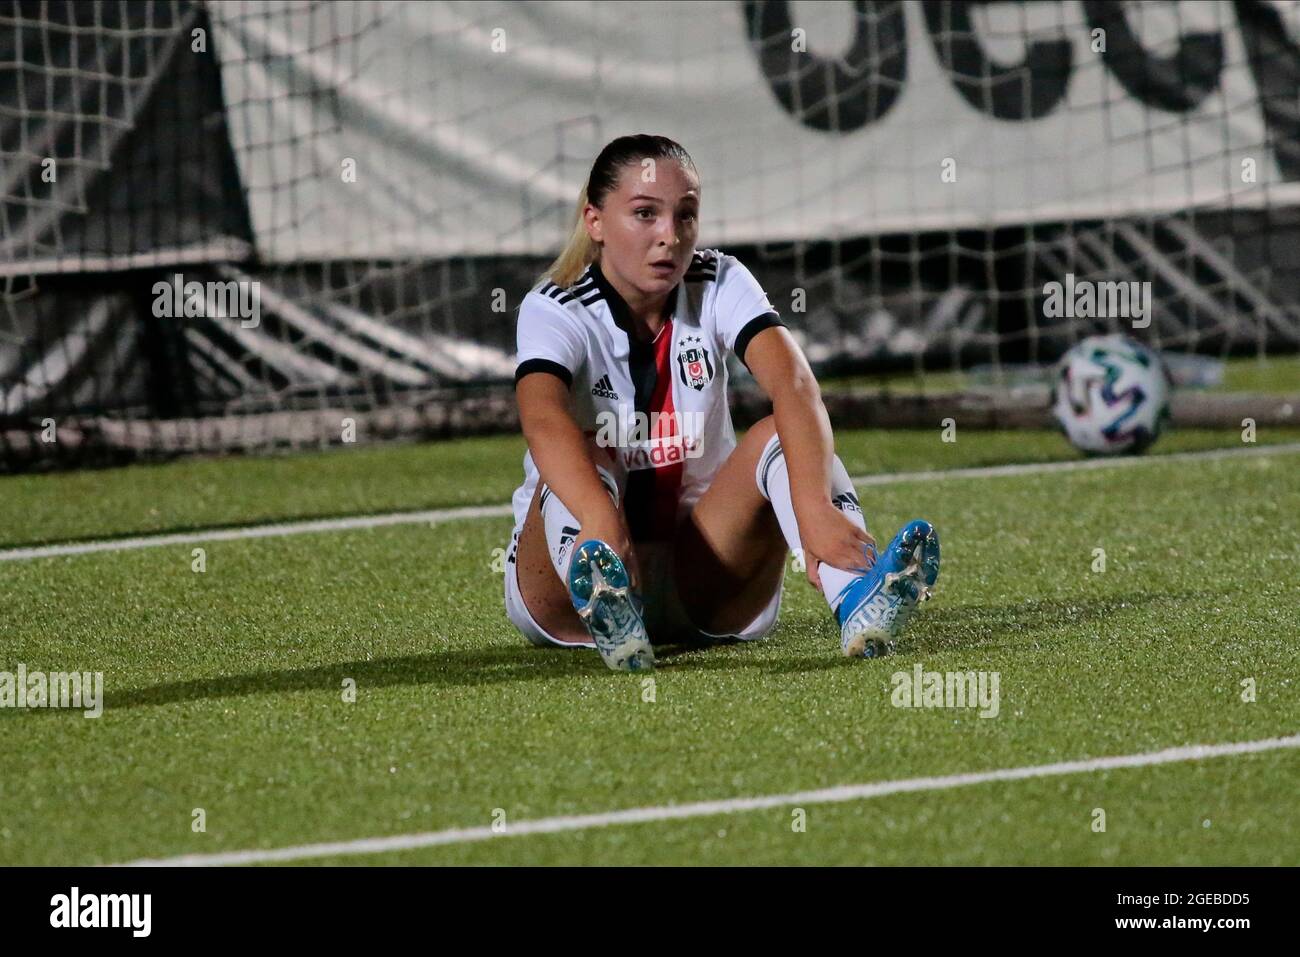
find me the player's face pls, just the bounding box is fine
[587,159,700,300]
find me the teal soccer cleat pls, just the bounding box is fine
[567,540,655,672]
[836,519,941,658]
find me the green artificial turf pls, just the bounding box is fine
[1,436,1297,865]
[3,425,1299,549]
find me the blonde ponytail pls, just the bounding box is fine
[539,185,598,289]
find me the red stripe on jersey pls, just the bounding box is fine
[645,318,683,538]
[623,319,684,543]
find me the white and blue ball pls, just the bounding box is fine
[1051,334,1171,455]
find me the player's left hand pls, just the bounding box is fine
[798,503,876,593]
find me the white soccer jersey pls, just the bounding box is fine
[511,248,783,541]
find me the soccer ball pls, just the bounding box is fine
[1051,334,1171,455]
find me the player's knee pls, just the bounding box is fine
[749,418,786,501]
[746,415,777,447]
[830,451,853,488]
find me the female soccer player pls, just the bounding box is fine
[505,134,939,671]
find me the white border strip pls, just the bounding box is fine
[119,732,1300,866]
[6,441,1299,563]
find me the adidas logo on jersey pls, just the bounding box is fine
[591,374,619,399]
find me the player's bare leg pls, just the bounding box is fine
[675,414,939,656]
[514,482,591,645]
[513,444,655,670]
[674,416,790,636]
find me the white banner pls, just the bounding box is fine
[209,0,1300,262]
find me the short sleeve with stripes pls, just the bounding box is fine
[514,290,586,388]
[711,254,783,366]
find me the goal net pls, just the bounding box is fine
[3,0,1298,469]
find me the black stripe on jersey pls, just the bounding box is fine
[685,255,718,281]
[622,334,666,542]
[623,466,655,541]
[540,279,595,306]
[627,338,658,413]
[619,322,660,542]
[587,261,659,540]
[588,261,677,337]
[514,357,573,389]
[536,272,599,307]
[734,311,785,368]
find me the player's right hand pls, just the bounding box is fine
[798,503,876,591]
[577,508,641,591]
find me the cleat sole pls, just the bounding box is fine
[568,540,655,673]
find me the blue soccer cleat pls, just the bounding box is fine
[836,519,940,658]
[567,539,655,672]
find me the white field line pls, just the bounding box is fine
[6,440,1299,563]
[118,732,1300,866]
[850,440,1300,487]
[0,504,513,562]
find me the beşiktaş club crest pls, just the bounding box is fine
[677,335,714,391]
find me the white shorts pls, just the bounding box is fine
[503,526,784,649]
